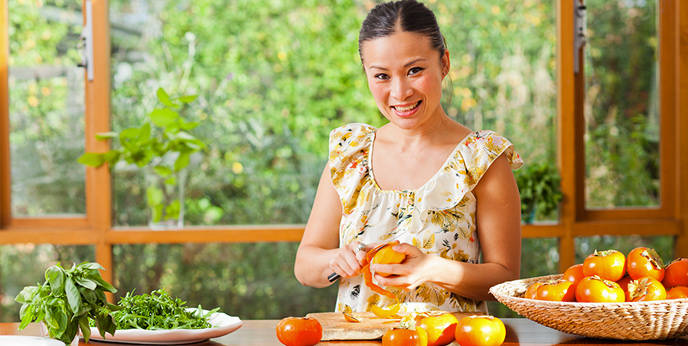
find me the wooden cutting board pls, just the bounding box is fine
[306,311,475,341]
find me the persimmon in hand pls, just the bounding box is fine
[370,241,406,276]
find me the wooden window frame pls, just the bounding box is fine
[0,0,687,286]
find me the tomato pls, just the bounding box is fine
[626,247,665,281]
[371,241,406,277]
[663,258,688,289]
[666,286,688,299]
[417,313,458,346]
[454,315,506,346]
[575,276,625,303]
[524,282,544,299]
[628,277,667,301]
[617,275,632,301]
[583,249,626,281]
[563,264,585,293]
[382,327,428,346]
[275,317,322,346]
[535,280,575,302]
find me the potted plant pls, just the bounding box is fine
[78,88,207,229]
[515,162,563,224]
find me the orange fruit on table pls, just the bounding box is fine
[663,258,688,289]
[628,277,667,302]
[575,276,625,303]
[583,249,626,281]
[563,263,585,292]
[382,327,428,346]
[371,242,406,276]
[417,313,458,346]
[667,286,688,299]
[535,280,575,302]
[455,315,506,346]
[275,317,322,346]
[626,247,665,281]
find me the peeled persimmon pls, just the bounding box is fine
[371,241,406,276]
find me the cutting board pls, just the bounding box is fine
[306,311,474,341]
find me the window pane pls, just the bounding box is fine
[8,0,86,216]
[0,245,95,322]
[109,0,557,227]
[575,235,674,264]
[112,243,337,319]
[584,0,660,209]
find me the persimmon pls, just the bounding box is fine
[371,242,406,276]
[666,286,688,299]
[583,249,626,281]
[454,315,506,346]
[524,282,544,300]
[617,275,632,301]
[628,277,666,302]
[663,258,688,289]
[275,317,322,346]
[563,264,585,293]
[417,313,458,346]
[382,327,429,346]
[535,280,575,302]
[626,247,664,281]
[575,276,625,303]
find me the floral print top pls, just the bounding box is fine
[329,123,523,314]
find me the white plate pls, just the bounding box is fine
[85,310,243,345]
[0,336,65,346]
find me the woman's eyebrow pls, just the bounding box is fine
[368,58,427,71]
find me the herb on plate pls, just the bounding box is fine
[110,289,219,330]
[15,262,119,345]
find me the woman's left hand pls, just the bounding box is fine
[370,242,437,290]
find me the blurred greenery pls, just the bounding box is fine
[3,0,671,322]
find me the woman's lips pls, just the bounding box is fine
[391,100,422,117]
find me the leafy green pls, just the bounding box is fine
[15,262,118,345]
[108,289,219,330]
[515,162,563,223]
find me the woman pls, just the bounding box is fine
[295,0,522,314]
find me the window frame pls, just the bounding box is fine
[0,0,686,286]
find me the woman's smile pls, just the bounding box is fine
[391,100,422,117]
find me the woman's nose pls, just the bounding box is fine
[390,77,413,100]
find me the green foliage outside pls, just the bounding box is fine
[2,0,673,322]
[515,162,562,223]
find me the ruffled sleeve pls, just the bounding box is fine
[416,130,523,211]
[328,123,376,214]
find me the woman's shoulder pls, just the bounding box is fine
[328,123,376,154]
[329,123,376,139]
[456,129,523,178]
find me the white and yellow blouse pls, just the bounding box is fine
[328,123,523,314]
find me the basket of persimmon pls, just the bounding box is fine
[489,247,688,340]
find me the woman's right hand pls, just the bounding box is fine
[328,241,368,279]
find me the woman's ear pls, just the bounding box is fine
[441,50,450,78]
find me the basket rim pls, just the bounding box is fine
[489,274,688,307]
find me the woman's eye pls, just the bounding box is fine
[408,67,424,75]
[374,73,390,80]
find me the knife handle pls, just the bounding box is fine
[327,272,340,282]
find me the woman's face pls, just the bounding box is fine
[360,30,449,130]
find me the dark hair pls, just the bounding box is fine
[358,0,446,62]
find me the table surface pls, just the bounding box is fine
[2,319,687,345]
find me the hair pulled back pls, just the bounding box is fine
[358,0,446,62]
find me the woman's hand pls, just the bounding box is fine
[328,241,368,279]
[369,242,437,290]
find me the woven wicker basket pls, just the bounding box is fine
[489,274,688,340]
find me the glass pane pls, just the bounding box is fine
[8,0,86,216]
[109,0,557,226]
[0,245,95,322]
[584,0,660,209]
[488,237,558,318]
[112,243,337,319]
[575,235,674,264]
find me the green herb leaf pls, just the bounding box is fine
[77,153,105,167]
[65,278,82,315]
[74,277,97,290]
[150,108,180,128]
[45,266,65,295]
[156,87,179,108]
[79,315,91,342]
[95,132,118,140]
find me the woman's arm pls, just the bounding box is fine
[371,155,521,301]
[294,165,367,287]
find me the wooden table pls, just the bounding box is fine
[2,319,687,345]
